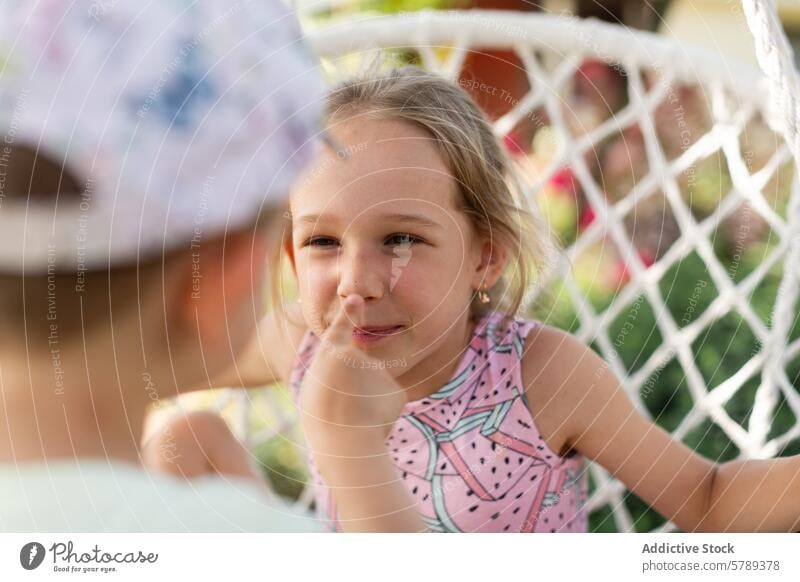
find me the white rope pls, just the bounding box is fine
[742,0,800,456]
[742,0,800,166]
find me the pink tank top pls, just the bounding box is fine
[290,311,588,532]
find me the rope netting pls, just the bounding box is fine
[162,9,800,532]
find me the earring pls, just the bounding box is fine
[477,285,490,304]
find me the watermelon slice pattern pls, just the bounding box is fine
[291,312,588,532]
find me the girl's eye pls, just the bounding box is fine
[304,236,339,248]
[385,233,422,246]
[302,234,423,248]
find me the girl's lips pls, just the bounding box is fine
[352,325,405,343]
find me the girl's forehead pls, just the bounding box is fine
[292,118,460,216]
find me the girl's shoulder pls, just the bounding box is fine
[518,320,610,456]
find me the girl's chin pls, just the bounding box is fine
[356,343,410,376]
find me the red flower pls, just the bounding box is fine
[638,249,655,268]
[578,205,596,231]
[610,249,654,288]
[550,167,579,197]
[503,131,526,157]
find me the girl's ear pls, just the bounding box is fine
[471,235,509,290]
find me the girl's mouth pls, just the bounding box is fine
[352,325,405,344]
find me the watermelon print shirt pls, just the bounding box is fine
[290,311,589,532]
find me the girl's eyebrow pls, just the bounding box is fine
[294,212,443,229]
[382,213,443,229]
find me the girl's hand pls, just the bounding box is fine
[299,294,406,440]
[298,295,422,532]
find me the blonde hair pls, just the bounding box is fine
[319,66,552,319]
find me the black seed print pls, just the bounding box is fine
[499,493,507,500]
[494,483,500,490]
[401,439,407,444]
[507,472,512,478]
[506,380,512,388]
[411,449,417,454]
[392,448,398,453]
[491,467,496,474]
[471,442,476,449]
[559,512,564,519]
[480,457,485,465]
[491,512,500,520]
[412,486,418,494]
[504,525,510,531]
[466,490,474,497]
[530,475,537,481]
[504,457,510,464]
[423,494,429,501]
[515,492,524,499]
[513,507,520,514]
[491,442,497,451]
[550,528,556,533]
[544,518,548,524]
[440,463,447,470]
[406,461,414,465]
[518,458,524,465]
[493,390,499,396]
[469,505,479,512]
[501,368,507,375]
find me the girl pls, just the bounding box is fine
[148,67,800,533]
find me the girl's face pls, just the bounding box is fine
[289,117,503,394]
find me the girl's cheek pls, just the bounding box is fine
[390,259,458,310]
[296,258,338,327]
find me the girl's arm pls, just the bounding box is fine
[201,303,307,389]
[523,325,800,532]
[300,296,423,532]
[305,426,423,532]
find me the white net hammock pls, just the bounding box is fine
[164,7,800,532]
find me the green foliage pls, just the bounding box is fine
[362,0,455,12]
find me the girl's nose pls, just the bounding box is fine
[336,247,385,301]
